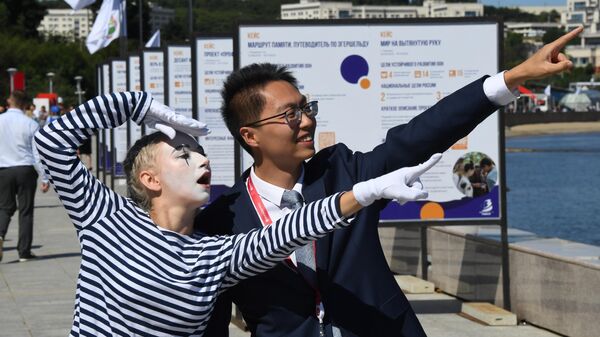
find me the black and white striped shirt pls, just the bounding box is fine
[34,92,351,337]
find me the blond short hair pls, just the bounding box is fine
[123,132,167,211]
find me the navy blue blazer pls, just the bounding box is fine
[197,76,498,337]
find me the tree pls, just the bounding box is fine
[0,0,47,38]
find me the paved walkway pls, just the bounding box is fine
[0,188,558,337]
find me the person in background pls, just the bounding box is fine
[0,90,49,263]
[198,27,584,337]
[480,157,498,192]
[31,104,40,122]
[37,105,48,126]
[469,164,488,197]
[35,91,440,336]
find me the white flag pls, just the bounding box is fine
[145,30,161,48]
[544,84,551,96]
[65,0,96,10]
[86,0,121,54]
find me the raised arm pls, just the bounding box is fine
[216,154,441,290]
[356,26,584,181]
[34,92,152,231]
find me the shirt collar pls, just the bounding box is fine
[6,108,24,114]
[250,166,304,207]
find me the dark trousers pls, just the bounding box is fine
[0,166,38,256]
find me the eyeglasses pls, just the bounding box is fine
[244,101,318,128]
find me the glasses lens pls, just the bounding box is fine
[285,108,301,126]
[305,101,318,117]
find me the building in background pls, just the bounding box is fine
[281,0,483,20]
[561,1,600,71]
[37,8,93,41]
[148,2,175,34]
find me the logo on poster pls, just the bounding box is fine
[340,55,370,89]
[479,199,493,216]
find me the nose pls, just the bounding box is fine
[193,152,210,168]
[298,110,315,129]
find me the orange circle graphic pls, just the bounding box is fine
[420,202,444,219]
[359,78,371,89]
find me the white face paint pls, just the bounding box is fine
[155,132,211,208]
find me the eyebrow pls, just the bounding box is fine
[277,95,307,113]
[171,144,191,154]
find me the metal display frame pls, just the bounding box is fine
[108,58,128,190]
[234,17,511,309]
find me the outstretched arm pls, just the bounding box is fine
[218,154,442,290]
[355,26,584,181]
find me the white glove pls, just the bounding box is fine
[352,153,442,206]
[144,100,210,139]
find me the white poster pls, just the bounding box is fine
[166,45,193,119]
[238,22,501,221]
[110,59,127,176]
[195,37,234,187]
[128,55,142,146]
[142,50,164,135]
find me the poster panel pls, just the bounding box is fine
[142,49,165,135]
[110,59,128,177]
[166,45,193,119]
[127,55,142,146]
[238,20,502,222]
[193,36,235,191]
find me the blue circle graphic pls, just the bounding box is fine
[340,55,369,84]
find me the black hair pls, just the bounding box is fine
[221,63,298,154]
[479,157,494,168]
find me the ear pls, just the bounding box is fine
[139,169,161,192]
[239,126,260,150]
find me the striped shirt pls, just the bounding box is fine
[34,92,352,337]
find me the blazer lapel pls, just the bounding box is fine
[231,170,263,233]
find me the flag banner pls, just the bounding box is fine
[86,0,121,54]
[65,0,96,10]
[145,30,161,48]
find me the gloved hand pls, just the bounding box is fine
[144,100,210,139]
[352,153,442,206]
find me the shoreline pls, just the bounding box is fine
[505,121,600,137]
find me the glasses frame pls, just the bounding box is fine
[244,101,318,128]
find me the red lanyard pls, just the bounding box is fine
[246,175,323,318]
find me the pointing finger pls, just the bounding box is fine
[406,153,442,184]
[551,26,583,50]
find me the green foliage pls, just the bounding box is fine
[484,6,559,23]
[0,32,119,106]
[504,32,532,69]
[0,0,47,38]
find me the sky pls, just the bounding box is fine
[480,0,566,7]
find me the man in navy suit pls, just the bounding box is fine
[197,28,582,337]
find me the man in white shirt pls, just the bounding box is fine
[0,90,49,262]
[199,27,583,337]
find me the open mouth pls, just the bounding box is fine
[197,171,211,186]
[297,135,313,142]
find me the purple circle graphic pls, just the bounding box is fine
[340,55,369,84]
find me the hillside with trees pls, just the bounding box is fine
[0,0,591,105]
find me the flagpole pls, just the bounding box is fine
[139,0,144,50]
[188,0,193,36]
[119,0,127,57]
